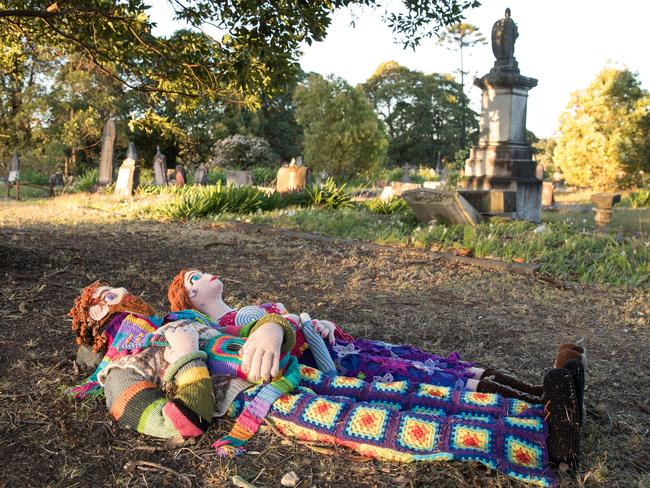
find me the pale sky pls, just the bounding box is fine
[149,0,650,138]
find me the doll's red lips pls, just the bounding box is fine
[210,276,218,281]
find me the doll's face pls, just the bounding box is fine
[89,286,129,322]
[184,270,223,309]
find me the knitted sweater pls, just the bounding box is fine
[104,350,214,438]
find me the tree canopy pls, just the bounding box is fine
[294,74,387,178]
[363,61,477,166]
[0,0,480,107]
[554,66,650,190]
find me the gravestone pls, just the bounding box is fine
[226,170,253,187]
[465,8,541,222]
[175,165,186,186]
[152,146,168,186]
[98,117,116,186]
[194,163,208,185]
[541,182,555,207]
[8,151,20,182]
[402,188,482,226]
[423,181,443,190]
[390,181,421,196]
[49,173,64,187]
[296,156,303,167]
[276,164,307,192]
[114,144,137,197]
[400,164,412,182]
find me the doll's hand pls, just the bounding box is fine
[313,319,336,345]
[242,323,282,382]
[164,328,200,364]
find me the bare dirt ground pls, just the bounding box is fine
[1,213,649,487]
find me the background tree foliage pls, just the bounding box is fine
[294,74,388,179]
[0,0,479,176]
[554,66,650,190]
[363,61,477,167]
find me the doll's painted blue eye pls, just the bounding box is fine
[190,274,201,283]
[105,293,117,301]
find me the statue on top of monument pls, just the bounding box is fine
[491,8,518,69]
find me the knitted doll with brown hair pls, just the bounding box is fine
[69,281,156,353]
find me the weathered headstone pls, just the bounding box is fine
[402,188,482,226]
[276,165,307,192]
[175,164,187,186]
[126,143,140,191]
[459,189,517,215]
[296,156,303,167]
[194,163,208,185]
[423,180,443,190]
[114,145,137,197]
[226,170,253,187]
[98,117,116,186]
[49,173,64,187]
[541,182,555,207]
[153,146,168,186]
[8,151,20,182]
[400,164,412,182]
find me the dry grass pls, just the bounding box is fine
[0,197,649,487]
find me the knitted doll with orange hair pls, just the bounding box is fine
[166,269,585,407]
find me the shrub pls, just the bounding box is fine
[211,135,277,170]
[365,197,409,214]
[251,165,277,186]
[305,178,353,209]
[72,169,98,192]
[19,169,50,185]
[628,188,650,208]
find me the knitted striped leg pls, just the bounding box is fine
[262,390,555,488]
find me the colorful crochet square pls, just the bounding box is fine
[372,381,408,394]
[461,391,499,407]
[299,365,324,385]
[509,399,533,416]
[273,393,304,416]
[416,384,452,401]
[451,424,493,454]
[369,400,401,411]
[505,435,543,470]
[453,413,494,423]
[344,405,390,442]
[504,416,545,433]
[397,415,439,452]
[301,398,344,429]
[411,406,447,417]
[209,336,243,362]
[331,376,365,390]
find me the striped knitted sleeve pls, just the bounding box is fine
[104,352,214,439]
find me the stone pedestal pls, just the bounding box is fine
[465,68,541,222]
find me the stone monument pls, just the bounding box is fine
[465,8,541,222]
[175,164,186,186]
[194,163,208,185]
[152,146,167,186]
[114,142,137,197]
[98,117,116,186]
[226,170,253,187]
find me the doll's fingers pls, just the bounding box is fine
[249,348,265,382]
[270,353,280,379]
[241,343,254,374]
[328,329,336,345]
[260,351,274,382]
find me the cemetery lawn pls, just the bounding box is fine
[1,195,649,487]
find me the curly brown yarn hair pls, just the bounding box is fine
[167,269,195,311]
[68,280,107,352]
[69,281,156,353]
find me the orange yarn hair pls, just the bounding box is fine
[168,269,195,311]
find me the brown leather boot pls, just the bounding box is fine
[544,368,580,468]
